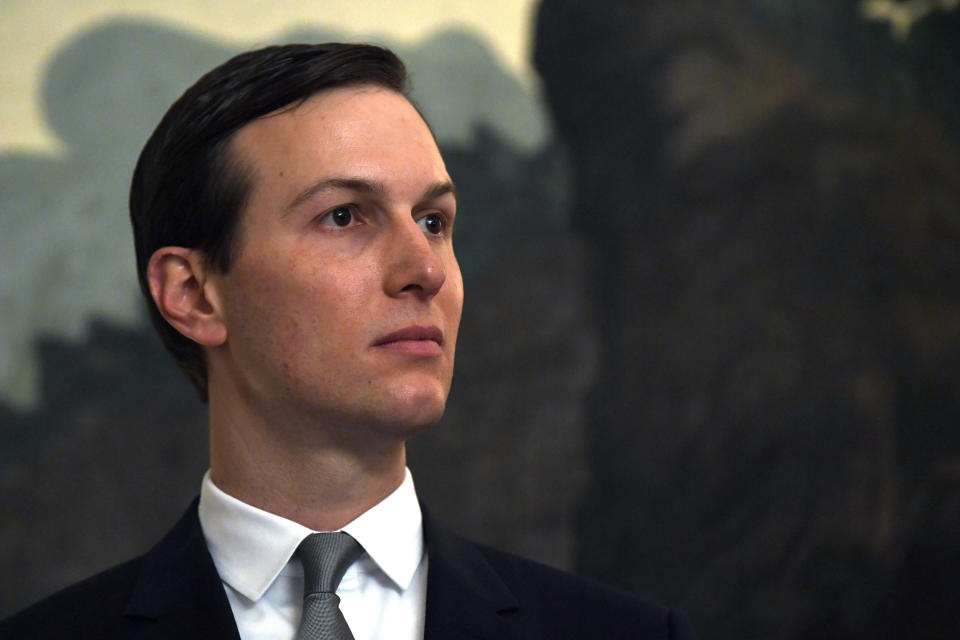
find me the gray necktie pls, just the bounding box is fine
[295,532,363,640]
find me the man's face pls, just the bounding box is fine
[209,85,463,444]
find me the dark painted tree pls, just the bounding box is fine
[535,0,960,637]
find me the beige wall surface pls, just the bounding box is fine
[1,0,541,152]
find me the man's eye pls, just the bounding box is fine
[418,213,444,235]
[318,206,356,228]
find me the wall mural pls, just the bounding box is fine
[2,3,959,638]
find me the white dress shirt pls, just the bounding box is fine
[198,468,428,640]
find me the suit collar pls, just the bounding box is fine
[422,509,522,640]
[123,498,241,639]
[118,499,523,640]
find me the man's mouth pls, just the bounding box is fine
[373,325,444,356]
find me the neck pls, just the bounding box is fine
[207,397,408,532]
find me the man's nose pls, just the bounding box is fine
[383,217,446,299]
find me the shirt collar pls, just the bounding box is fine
[341,468,424,592]
[198,467,423,602]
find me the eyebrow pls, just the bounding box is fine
[286,176,458,212]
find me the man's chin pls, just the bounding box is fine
[387,373,450,408]
[289,378,451,445]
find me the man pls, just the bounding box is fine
[1,43,697,639]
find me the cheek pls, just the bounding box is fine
[226,241,381,361]
[277,257,376,351]
[304,260,375,326]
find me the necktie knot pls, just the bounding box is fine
[294,532,362,640]
[297,532,363,595]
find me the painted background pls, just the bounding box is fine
[2,1,959,637]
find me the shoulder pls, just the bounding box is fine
[0,498,212,639]
[472,543,698,639]
[422,508,698,640]
[0,555,145,639]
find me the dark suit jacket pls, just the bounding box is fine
[1,500,697,639]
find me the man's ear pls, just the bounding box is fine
[147,247,227,347]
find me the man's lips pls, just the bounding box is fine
[373,325,444,356]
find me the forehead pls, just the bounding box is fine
[228,85,448,198]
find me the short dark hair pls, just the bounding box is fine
[130,43,409,401]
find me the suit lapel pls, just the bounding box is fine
[422,511,523,640]
[120,499,241,639]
